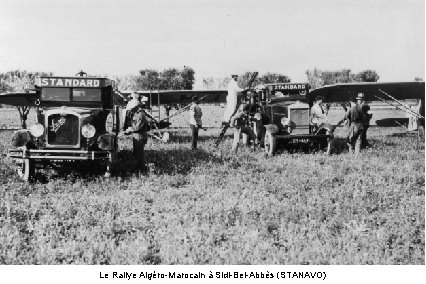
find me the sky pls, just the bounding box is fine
[0,0,424,87]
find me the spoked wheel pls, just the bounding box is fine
[17,158,35,182]
[264,131,276,158]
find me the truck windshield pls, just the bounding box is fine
[73,88,101,101]
[41,88,102,102]
[41,88,70,101]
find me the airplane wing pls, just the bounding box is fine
[121,90,228,105]
[309,81,425,103]
[0,92,38,107]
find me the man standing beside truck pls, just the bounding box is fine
[124,99,148,174]
[345,97,367,154]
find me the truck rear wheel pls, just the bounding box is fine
[264,131,276,157]
[17,158,35,182]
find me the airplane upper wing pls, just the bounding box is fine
[121,90,228,105]
[0,92,38,107]
[309,81,425,103]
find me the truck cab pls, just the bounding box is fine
[8,75,122,181]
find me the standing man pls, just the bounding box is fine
[345,97,366,154]
[124,99,148,174]
[230,104,257,152]
[223,74,244,125]
[356,93,372,149]
[189,96,205,149]
[310,96,329,131]
[253,104,267,147]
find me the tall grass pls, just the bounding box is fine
[0,124,424,264]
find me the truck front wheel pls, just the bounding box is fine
[264,131,276,158]
[17,158,35,182]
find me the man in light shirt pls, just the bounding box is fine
[222,74,244,125]
[310,96,329,131]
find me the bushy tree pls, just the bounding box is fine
[259,72,291,84]
[111,74,139,91]
[202,71,291,89]
[137,66,195,90]
[202,77,230,89]
[238,72,291,88]
[138,69,160,90]
[0,70,53,92]
[181,66,195,90]
[353,70,379,82]
[306,68,380,89]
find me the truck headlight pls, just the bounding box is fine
[29,123,44,138]
[82,124,96,138]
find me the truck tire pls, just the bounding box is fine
[264,131,276,158]
[18,158,35,182]
[104,150,118,178]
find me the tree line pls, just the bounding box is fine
[3,67,421,97]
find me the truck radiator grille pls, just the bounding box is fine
[47,114,80,146]
[290,108,310,134]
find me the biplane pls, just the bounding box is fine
[309,81,425,134]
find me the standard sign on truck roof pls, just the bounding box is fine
[35,77,107,88]
[271,84,308,90]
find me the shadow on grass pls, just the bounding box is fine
[115,147,224,177]
[34,160,113,183]
[162,129,233,145]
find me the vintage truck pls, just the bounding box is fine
[7,74,122,181]
[247,83,335,156]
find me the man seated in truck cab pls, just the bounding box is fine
[310,96,329,131]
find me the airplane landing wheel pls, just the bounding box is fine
[264,131,276,158]
[17,158,35,182]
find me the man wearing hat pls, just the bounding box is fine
[123,98,149,173]
[356,93,372,149]
[345,95,367,154]
[222,74,244,125]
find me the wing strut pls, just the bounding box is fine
[376,89,424,119]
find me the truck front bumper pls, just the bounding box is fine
[8,148,111,161]
[274,134,333,140]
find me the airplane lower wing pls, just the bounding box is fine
[310,81,424,103]
[0,92,38,107]
[123,90,228,105]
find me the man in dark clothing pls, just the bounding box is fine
[252,104,268,147]
[356,93,372,149]
[189,96,206,149]
[230,104,257,152]
[345,97,367,154]
[124,100,148,173]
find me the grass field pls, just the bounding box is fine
[0,109,424,264]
